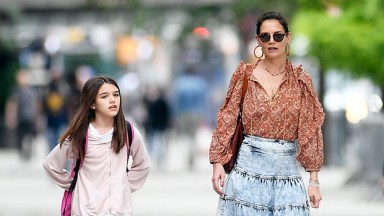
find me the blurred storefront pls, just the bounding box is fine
[322,70,384,185]
[0,0,243,148]
[0,1,242,89]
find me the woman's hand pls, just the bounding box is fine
[308,171,322,208]
[308,186,322,208]
[211,163,225,195]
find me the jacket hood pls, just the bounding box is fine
[88,123,113,145]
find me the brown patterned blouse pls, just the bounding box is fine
[209,59,325,171]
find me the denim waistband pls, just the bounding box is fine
[243,134,294,145]
[242,134,297,155]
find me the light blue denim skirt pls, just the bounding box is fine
[217,135,310,216]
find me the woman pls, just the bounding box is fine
[209,12,324,215]
[43,76,150,215]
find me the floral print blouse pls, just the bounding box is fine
[209,60,325,171]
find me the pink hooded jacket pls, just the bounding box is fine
[43,123,151,215]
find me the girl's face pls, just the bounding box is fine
[92,83,121,119]
[256,19,290,59]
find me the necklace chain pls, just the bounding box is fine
[264,66,286,76]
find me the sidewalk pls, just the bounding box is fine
[0,135,384,216]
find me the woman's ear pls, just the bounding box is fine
[91,104,95,109]
[255,35,260,44]
[286,32,291,43]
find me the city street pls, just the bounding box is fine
[0,135,384,216]
[0,1,383,216]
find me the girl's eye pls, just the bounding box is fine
[101,95,107,99]
[114,93,120,97]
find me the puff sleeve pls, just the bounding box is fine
[296,67,325,172]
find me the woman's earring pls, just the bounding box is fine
[253,45,264,59]
[91,106,95,109]
[285,43,291,56]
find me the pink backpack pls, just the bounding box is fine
[61,121,134,216]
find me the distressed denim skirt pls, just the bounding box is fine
[216,135,310,216]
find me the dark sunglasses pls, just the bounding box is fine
[258,32,287,42]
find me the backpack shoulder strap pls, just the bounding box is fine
[125,120,134,172]
[68,131,88,192]
[126,120,133,147]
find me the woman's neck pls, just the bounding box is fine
[263,57,287,72]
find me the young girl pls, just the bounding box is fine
[43,76,150,216]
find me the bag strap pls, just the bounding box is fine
[240,64,253,107]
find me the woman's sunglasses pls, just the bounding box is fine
[258,32,287,42]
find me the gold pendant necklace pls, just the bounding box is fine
[271,91,276,100]
[266,73,284,104]
[266,77,276,104]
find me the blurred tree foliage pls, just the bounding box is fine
[230,0,298,19]
[292,0,384,85]
[86,0,140,9]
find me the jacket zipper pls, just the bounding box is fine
[109,144,112,214]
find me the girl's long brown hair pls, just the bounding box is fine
[59,76,127,160]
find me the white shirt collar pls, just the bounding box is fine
[88,123,114,145]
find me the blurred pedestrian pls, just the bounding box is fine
[43,76,150,215]
[5,69,40,160]
[143,86,171,170]
[42,68,70,151]
[209,12,324,215]
[171,65,209,170]
[67,65,94,120]
[382,158,384,193]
